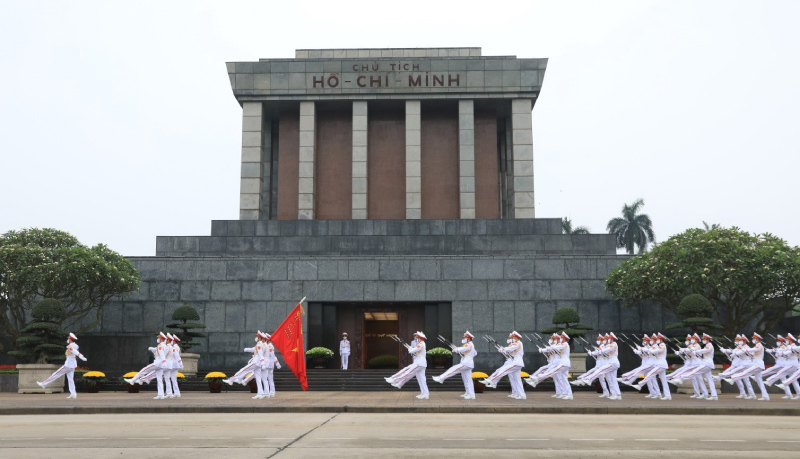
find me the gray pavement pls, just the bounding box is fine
[0,391,798,416]
[1,413,798,458]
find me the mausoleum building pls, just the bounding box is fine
[88,48,671,372]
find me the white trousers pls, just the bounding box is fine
[341,353,349,370]
[154,369,165,397]
[487,362,522,387]
[730,366,768,398]
[393,364,428,395]
[263,368,275,395]
[41,365,75,396]
[437,363,474,396]
[230,361,257,383]
[169,369,180,396]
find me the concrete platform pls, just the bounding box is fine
[1,391,798,416]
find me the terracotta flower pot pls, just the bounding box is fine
[432,358,447,369]
[127,384,140,393]
[87,384,100,393]
[209,381,222,393]
[248,379,258,393]
[311,357,327,369]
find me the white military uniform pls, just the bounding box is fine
[225,337,259,386]
[726,337,769,400]
[432,333,477,399]
[774,336,800,398]
[531,336,572,399]
[525,335,558,389]
[264,340,281,397]
[717,337,749,397]
[38,335,87,398]
[162,337,175,398]
[339,336,351,370]
[483,333,525,399]
[253,337,269,398]
[637,336,671,400]
[388,333,429,398]
[169,338,182,397]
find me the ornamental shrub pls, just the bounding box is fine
[677,294,713,318]
[305,347,334,358]
[8,298,68,364]
[166,304,207,352]
[426,347,453,358]
[367,354,398,369]
[542,307,593,341]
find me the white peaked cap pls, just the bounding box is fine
[342,332,348,335]
[68,332,78,341]
[464,331,474,339]
[414,331,427,340]
[787,333,797,342]
[561,332,570,340]
[510,331,522,339]
[173,335,181,342]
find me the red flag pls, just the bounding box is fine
[269,301,308,390]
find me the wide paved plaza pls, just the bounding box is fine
[1,412,798,458]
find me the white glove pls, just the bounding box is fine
[79,356,88,362]
[276,362,281,369]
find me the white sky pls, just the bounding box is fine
[1,1,798,256]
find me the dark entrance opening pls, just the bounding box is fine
[363,311,399,369]
[307,301,451,369]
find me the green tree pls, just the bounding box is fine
[166,304,207,352]
[606,198,655,254]
[562,217,590,235]
[702,221,721,231]
[606,227,800,336]
[8,298,68,363]
[665,294,721,335]
[0,228,140,353]
[542,307,593,348]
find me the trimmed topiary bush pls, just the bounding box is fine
[542,307,594,339]
[368,354,398,369]
[8,298,68,364]
[166,304,206,352]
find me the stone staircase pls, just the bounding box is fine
[101,369,540,392]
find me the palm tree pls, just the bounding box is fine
[562,217,590,235]
[702,221,720,231]
[606,199,655,255]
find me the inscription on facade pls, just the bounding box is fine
[311,61,462,89]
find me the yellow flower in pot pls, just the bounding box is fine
[204,372,226,393]
[81,371,107,393]
[471,371,488,394]
[122,372,140,393]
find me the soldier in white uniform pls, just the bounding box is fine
[161,333,175,399]
[775,333,800,398]
[169,334,183,398]
[572,333,621,400]
[764,335,800,398]
[724,333,769,400]
[252,331,269,399]
[674,333,717,400]
[635,333,671,400]
[386,331,429,399]
[37,333,87,398]
[480,331,525,400]
[620,335,655,392]
[339,333,351,370]
[716,335,750,398]
[432,331,478,399]
[525,334,559,392]
[224,333,261,386]
[124,333,162,386]
[263,333,281,397]
[528,332,572,399]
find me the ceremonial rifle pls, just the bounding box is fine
[390,335,413,351]
[437,334,456,350]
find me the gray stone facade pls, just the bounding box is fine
[86,218,673,372]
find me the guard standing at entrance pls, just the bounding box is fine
[339,332,351,370]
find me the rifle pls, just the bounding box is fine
[437,334,456,350]
[389,335,413,351]
[483,335,509,356]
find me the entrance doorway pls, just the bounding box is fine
[307,301,451,369]
[363,311,399,369]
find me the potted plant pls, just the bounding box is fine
[542,307,593,374]
[0,365,19,393]
[122,372,140,393]
[471,371,488,393]
[80,371,107,393]
[167,304,207,377]
[8,299,68,394]
[367,354,398,369]
[204,372,226,393]
[306,347,334,369]
[426,347,453,369]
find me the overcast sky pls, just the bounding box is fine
[1,1,798,256]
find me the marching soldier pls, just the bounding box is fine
[169,334,183,398]
[620,334,655,394]
[527,332,572,399]
[479,331,526,399]
[764,334,800,398]
[775,333,800,398]
[37,333,87,399]
[223,333,260,386]
[386,331,429,399]
[253,331,269,399]
[723,333,769,400]
[525,333,559,394]
[716,335,750,398]
[672,333,717,400]
[572,333,621,400]
[263,332,281,398]
[432,331,478,399]
[162,333,175,399]
[339,332,351,370]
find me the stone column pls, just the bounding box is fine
[511,98,535,218]
[405,100,421,219]
[298,101,316,220]
[458,100,475,219]
[352,101,368,219]
[240,102,265,220]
